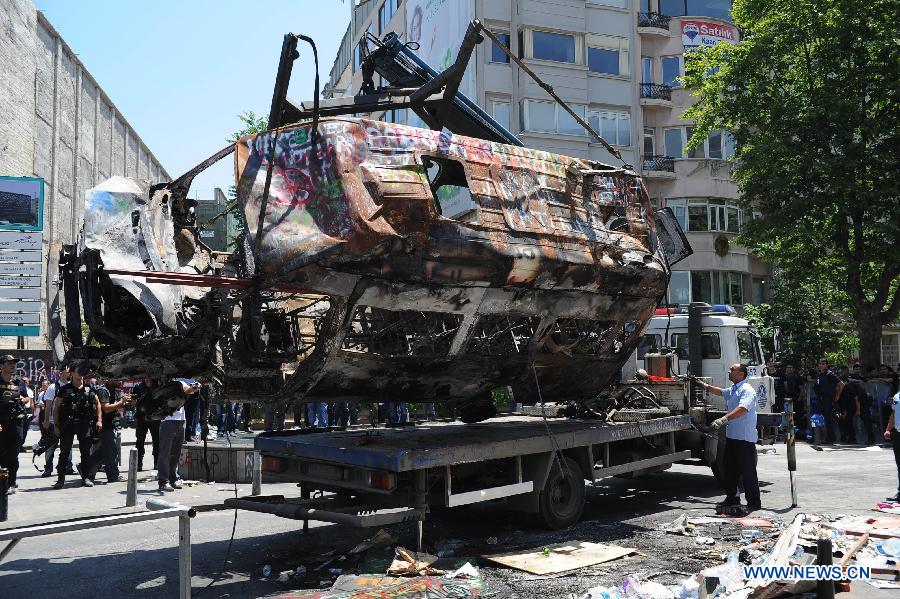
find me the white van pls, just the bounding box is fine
[622,305,776,414]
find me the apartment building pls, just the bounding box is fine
[325,0,769,311]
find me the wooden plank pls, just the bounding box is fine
[0,276,41,287]
[0,263,41,276]
[0,232,42,250]
[0,287,40,299]
[0,313,39,324]
[0,251,41,262]
[483,541,636,575]
[0,301,40,312]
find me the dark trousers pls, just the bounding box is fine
[184,396,200,441]
[0,426,21,486]
[135,418,160,467]
[88,428,120,481]
[157,420,184,486]
[56,420,101,481]
[892,429,900,496]
[723,438,761,508]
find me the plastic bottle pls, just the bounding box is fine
[879,538,900,558]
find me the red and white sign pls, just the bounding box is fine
[681,20,738,51]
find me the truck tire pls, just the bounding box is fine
[537,456,585,529]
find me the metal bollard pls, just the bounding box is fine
[816,537,836,599]
[251,450,261,496]
[0,467,8,522]
[126,448,138,507]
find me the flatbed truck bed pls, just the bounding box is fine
[226,414,692,540]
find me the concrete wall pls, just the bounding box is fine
[0,0,170,349]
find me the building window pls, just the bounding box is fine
[723,132,736,158]
[643,127,655,158]
[882,334,900,368]
[491,100,511,131]
[523,100,588,136]
[642,56,652,83]
[665,198,687,229]
[668,270,691,305]
[664,127,683,157]
[686,126,704,158]
[751,277,766,304]
[532,30,576,63]
[661,55,682,88]
[586,35,629,76]
[588,110,631,146]
[491,32,511,63]
[688,201,708,231]
[659,0,687,15]
[659,0,732,21]
[708,130,723,158]
[691,271,744,305]
[641,0,652,11]
[379,0,399,34]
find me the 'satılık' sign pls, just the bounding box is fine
[681,20,739,51]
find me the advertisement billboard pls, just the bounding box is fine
[681,20,739,52]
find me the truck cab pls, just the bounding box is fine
[622,304,776,414]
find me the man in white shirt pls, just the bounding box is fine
[157,379,200,492]
[885,391,900,502]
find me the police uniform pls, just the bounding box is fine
[54,382,102,486]
[0,360,24,490]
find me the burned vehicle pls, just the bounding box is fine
[49,21,690,417]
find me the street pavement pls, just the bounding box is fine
[0,426,897,598]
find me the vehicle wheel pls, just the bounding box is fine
[537,456,585,529]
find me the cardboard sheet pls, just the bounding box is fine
[482,541,636,575]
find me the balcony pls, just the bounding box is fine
[640,82,673,109]
[642,155,677,179]
[638,12,672,35]
[640,83,672,101]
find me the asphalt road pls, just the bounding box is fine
[0,427,897,598]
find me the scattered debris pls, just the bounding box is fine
[387,547,443,576]
[876,501,900,514]
[445,562,479,579]
[484,541,636,576]
[662,513,694,536]
[262,564,272,578]
[348,529,397,555]
[686,516,724,526]
[485,536,498,545]
[732,516,773,528]
[694,537,715,546]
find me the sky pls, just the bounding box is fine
[35,0,352,200]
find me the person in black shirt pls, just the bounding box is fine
[814,358,845,444]
[784,364,806,430]
[86,377,125,483]
[134,379,160,471]
[0,354,28,494]
[53,364,103,489]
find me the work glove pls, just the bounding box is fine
[711,416,728,429]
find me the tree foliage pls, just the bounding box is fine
[223,111,269,250]
[682,0,900,368]
[742,270,858,369]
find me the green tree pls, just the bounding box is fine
[683,0,900,369]
[220,111,268,250]
[742,270,858,369]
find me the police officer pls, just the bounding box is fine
[699,363,762,513]
[53,364,103,489]
[0,354,27,494]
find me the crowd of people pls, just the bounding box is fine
[766,358,899,446]
[0,356,204,496]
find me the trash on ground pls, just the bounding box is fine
[262,573,484,599]
[349,529,398,555]
[686,516,724,525]
[262,564,272,578]
[445,562,479,579]
[485,536,498,545]
[694,536,715,546]
[732,516,773,528]
[387,547,443,576]
[483,541,636,575]
[434,538,466,558]
[661,513,694,536]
